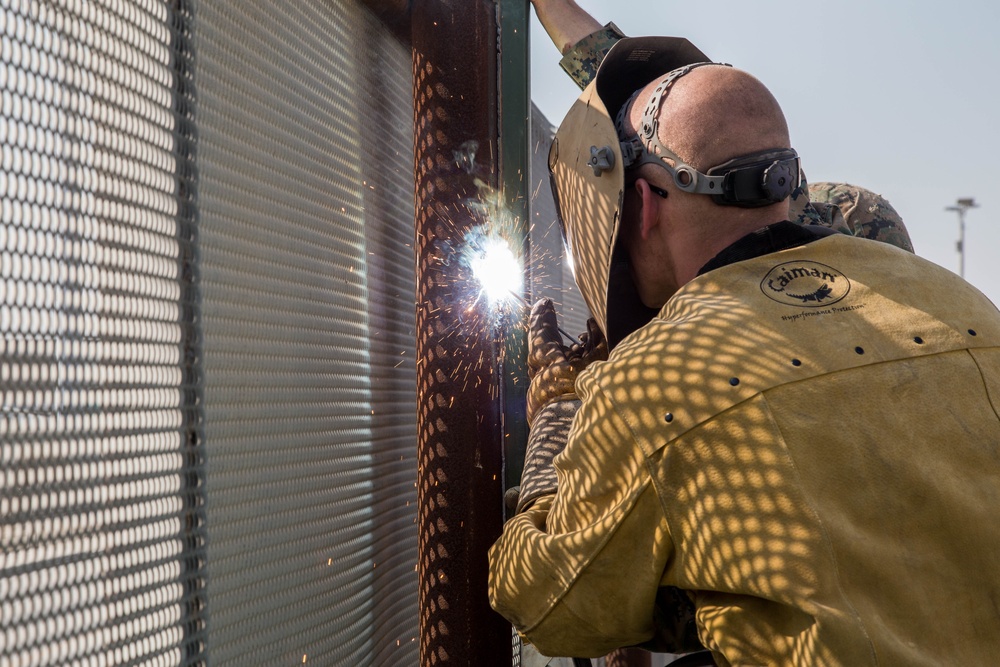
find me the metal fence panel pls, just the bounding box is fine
[3,1,419,665]
[0,1,206,666]
[193,2,417,666]
[529,104,588,334]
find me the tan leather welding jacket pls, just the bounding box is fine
[489,234,1000,665]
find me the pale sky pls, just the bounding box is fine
[530,0,1000,307]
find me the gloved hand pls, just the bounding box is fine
[513,299,608,514]
[526,299,608,426]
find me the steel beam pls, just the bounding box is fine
[499,0,531,504]
[412,1,516,664]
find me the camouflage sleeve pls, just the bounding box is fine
[558,22,627,90]
[788,167,836,230]
[807,182,915,253]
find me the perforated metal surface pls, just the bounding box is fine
[0,1,205,666]
[194,2,417,666]
[528,104,588,335]
[413,2,513,665]
[3,2,419,665]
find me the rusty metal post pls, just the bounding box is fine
[412,1,514,665]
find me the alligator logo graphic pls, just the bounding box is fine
[760,261,851,308]
[787,283,834,303]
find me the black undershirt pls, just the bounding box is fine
[697,221,836,276]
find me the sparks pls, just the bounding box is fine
[420,179,572,394]
[468,236,523,308]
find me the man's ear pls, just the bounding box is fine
[633,178,663,241]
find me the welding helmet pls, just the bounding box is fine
[549,37,799,348]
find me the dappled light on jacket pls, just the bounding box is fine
[490,234,1000,665]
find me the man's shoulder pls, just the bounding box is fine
[586,235,1000,454]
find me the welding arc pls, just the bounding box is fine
[508,291,582,344]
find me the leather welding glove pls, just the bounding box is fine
[514,298,608,514]
[526,300,608,424]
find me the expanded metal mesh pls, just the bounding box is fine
[193,2,417,666]
[528,104,587,335]
[0,1,205,667]
[413,2,514,664]
[3,1,417,666]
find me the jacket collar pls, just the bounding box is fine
[698,221,837,276]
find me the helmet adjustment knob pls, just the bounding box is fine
[588,146,616,176]
[762,159,796,202]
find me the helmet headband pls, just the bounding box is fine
[616,64,799,208]
[705,148,800,208]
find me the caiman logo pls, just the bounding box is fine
[760,261,851,307]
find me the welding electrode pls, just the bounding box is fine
[508,292,583,345]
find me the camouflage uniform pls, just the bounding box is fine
[807,182,915,253]
[559,25,914,252]
[558,22,626,88]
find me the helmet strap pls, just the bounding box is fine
[616,63,799,208]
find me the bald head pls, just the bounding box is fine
[615,65,795,305]
[626,65,790,172]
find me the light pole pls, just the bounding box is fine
[945,197,979,278]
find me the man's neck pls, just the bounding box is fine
[697,221,835,276]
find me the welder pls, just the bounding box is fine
[488,2,1000,665]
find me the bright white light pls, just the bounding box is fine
[470,238,523,307]
[564,242,576,279]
